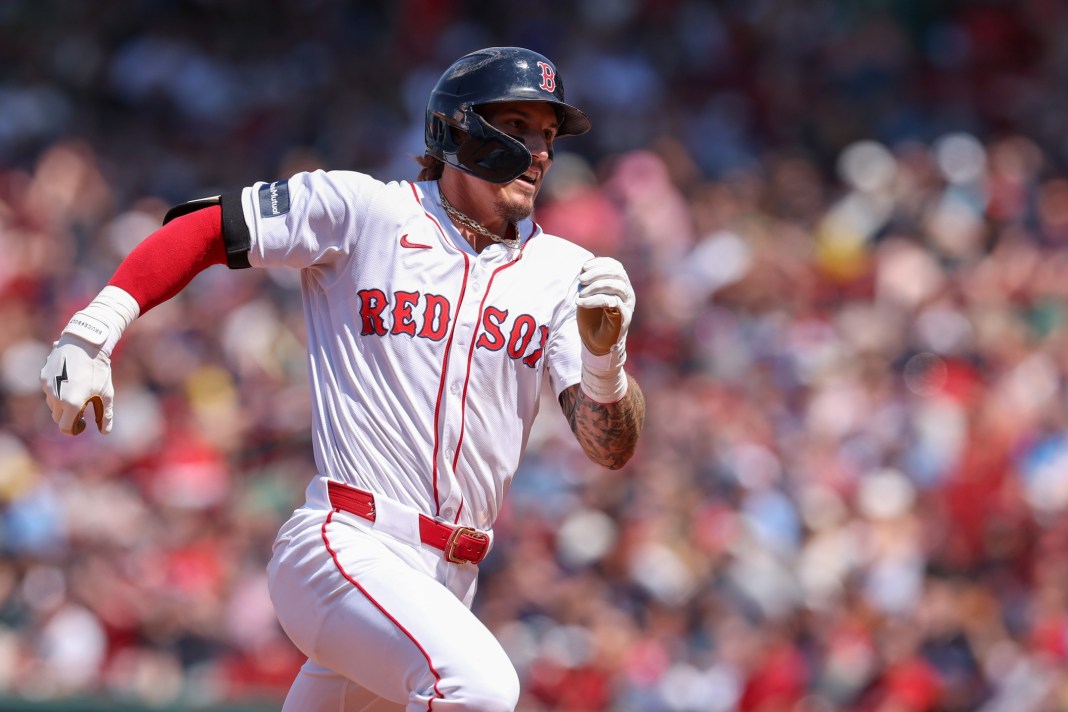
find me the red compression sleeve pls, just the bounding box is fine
[107,205,228,313]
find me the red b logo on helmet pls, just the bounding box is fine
[537,61,556,93]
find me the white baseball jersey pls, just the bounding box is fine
[228,169,590,531]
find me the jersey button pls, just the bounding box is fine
[450,383,460,395]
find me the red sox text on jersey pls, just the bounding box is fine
[357,288,549,369]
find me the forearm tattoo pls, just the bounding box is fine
[558,377,646,469]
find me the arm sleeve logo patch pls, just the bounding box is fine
[258,180,291,217]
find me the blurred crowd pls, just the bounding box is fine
[5,1,1068,710]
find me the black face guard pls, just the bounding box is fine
[433,107,533,184]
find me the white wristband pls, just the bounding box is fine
[579,343,629,404]
[61,286,140,357]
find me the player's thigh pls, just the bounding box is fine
[270,511,518,707]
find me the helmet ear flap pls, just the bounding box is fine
[427,112,462,157]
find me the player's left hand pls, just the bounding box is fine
[576,256,634,356]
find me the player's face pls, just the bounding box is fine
[476,101,559,223]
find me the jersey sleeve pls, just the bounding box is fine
[223,169,386,270]
[545,262,587,398]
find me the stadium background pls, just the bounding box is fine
[4,1,1068,710]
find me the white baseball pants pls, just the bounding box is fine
[266,499,519,712]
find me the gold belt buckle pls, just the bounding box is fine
[445,526,488,564]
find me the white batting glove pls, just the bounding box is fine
[576,257,635,403]
[40,286,139,436]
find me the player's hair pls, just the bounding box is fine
[416,154,445,182]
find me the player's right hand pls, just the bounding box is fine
[39,335,115,435]
[576,256,635,356]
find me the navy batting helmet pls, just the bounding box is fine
[425,47,591,184]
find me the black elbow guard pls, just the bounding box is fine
[163,195,221,224]
[163,193,252,270]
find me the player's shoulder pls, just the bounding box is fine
[296,168,392,193]
[284,168,422,197]
[285,170,422,215]
[525,227,594,263]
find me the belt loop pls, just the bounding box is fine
[372,493,423,545]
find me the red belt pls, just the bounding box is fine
[327,481,490,565]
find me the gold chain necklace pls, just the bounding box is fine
[440,193,520,249]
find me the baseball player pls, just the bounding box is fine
[40,47,645,711]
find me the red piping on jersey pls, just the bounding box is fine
[320,511,444,709]
[430,253,468,516]
[451,254,525,496]
[410,183,469,516]
[450,224,532,525]
[525,220,539,243]
[409,183,537,520]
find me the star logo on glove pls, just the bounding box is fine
[55,359,68,398]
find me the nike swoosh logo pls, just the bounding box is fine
[400,234,432,249]
[55,359,68,398]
